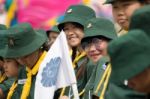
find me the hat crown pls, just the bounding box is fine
[84,18,117,40]
[0,23,47,58]
[65,5,95,19]
[108,30,150,83]
[7,23,36,47]
[58,5,96,30]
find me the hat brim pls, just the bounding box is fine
[58,16,84,31]
[3,30,47,58]
[82,28,116,43]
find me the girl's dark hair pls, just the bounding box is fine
[61,22,84,31]
[138,0,150,4]
[41,41,50,51]
[72,22,84,30]
[72,47,77,62]
[0,56,3,61]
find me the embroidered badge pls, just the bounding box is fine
[8,37,15,47]
[102,63,107,70]
[41,57,61,87]
[67,9,72,13]
[18,79,27,84]
[87,23,92,28]
[124,80,128,86]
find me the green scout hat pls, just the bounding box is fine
[46,25,60,36]
[58,5,96,30]
[0,23,47,58]
[108,29,150,84]
[0,24,7,30]
[129,5,150,37]
[81,18,117,42]
[0,24,7,57]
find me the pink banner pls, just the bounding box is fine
[17,0,81,29]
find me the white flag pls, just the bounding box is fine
[34,31,77,99]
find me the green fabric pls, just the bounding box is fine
[0,77,15,97]
[11,66,26,99]
[108,29,150,84]
[82,18,117,42]
[63,56,88,98]
[0,23,47,58]
[0,24,7,30]
[58,5,96,30]
[129,5,150,38]
[11,66,36,99]
[46,25,60,36]
[105,83,147,99]
[83,56,109,99]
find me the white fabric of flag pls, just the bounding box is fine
[34,31,77,99]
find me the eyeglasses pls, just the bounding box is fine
[81,38,103,51]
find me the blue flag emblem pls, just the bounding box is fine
[41,57,61,87]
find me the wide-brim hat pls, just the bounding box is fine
[0,23,47,58]
[108,29,150,84]
[0,24,7,30]
[129,5,150,38]
[81,18,117,43]
[46,25,60,36]
[58,5,96,30]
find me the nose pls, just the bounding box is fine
[3,63,8,70]
[117,9,125,17]
[88,44,97,52]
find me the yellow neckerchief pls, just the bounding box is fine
[60,50,86,97]
[0,73,7,83]
[94,64,111,99]
[72,51,86,68]
[21,51,47,99]
[7,80,18,99]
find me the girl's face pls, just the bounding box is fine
[0,60,4,69]
[63,23,84,48]
[16,50,40,68]
[82,38,109,64]
[112,0,143,30]
[3,59,19,77]
[48,31,59,47]
[128,67,150,93]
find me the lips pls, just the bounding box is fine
[68,35,78,40]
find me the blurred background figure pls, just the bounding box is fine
[0,0,112,30]
[46,25,60,50]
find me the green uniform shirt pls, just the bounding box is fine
[0,77,15,97]
[62,56,89,98]
[83,56,109,99]
[11,66,37,99]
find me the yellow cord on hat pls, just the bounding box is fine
[94,64,111,99]
[7,81,18,99]
[0,73,7,83]
[20,51,47,99]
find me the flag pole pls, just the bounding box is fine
[72,84,79,99]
